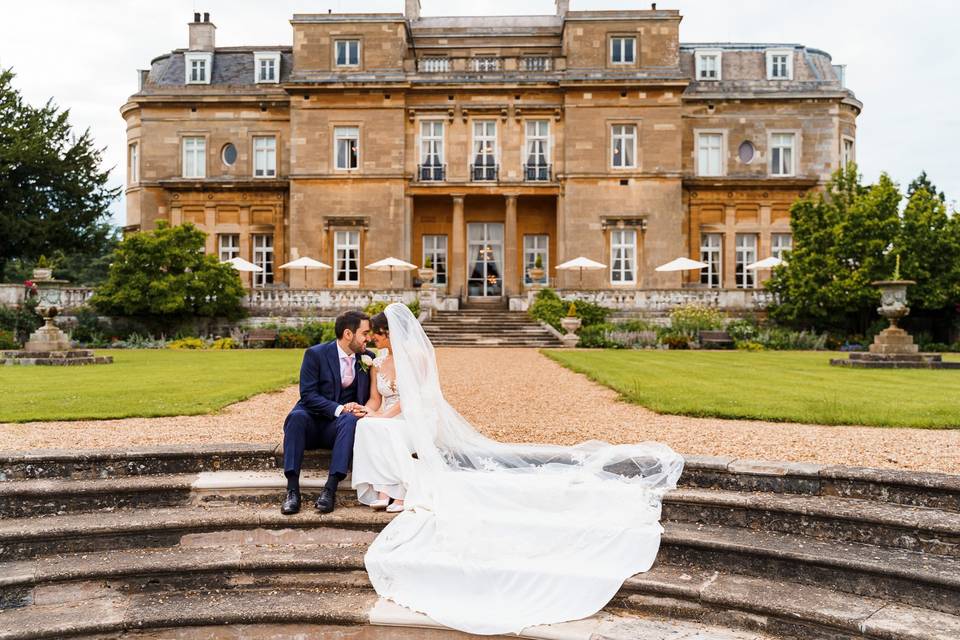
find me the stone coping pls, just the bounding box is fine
[1,444,958,490]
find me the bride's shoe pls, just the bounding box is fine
[369,498,389,510]
[386,501,404,513]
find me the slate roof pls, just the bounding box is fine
[140,48,294,93]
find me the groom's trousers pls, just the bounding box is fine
[282,408,359,480]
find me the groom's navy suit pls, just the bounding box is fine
[282,340,374,481]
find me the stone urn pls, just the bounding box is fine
[869,280,918,355]
[418,267,435,286]
[527,266,545,284]
[31,267,53,281]
[24,279,73,352]
[560,316,582,334]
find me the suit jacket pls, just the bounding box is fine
[296,340,374,421]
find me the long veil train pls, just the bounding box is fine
[363,303,684,635]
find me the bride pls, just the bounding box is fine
[355,303,684,636]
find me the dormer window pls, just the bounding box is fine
[185,52,213,85]
[254,52,281,83]
[335,40,360,67]
[766,49,794,80]
[610,37,636,64]
[695,50,722,81]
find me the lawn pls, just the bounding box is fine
[544,350,960,429]
[0,350,304,423]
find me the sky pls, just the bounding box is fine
[1,0,957,227]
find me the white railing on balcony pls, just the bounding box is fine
[419,57,450,73]
[472,57,502,72]
[521,56,551,72]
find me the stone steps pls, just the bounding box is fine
[421,310,563,347]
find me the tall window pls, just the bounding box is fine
[766,50,793,80]
[523,235,549,285]
[700,233,722,288]
[611,124,636,169]
[696,50,721,80]
[334,230,360,284]
[252,234,274,287]
[770,133,796,176]
[335,40,360,67]
[334,127,359,170]
[524,120,550,181]
[419,121,444,181]
[128,142,139,185]
[185,53,212,84]
[610,37,636,64]
[735,234,757,289]
[697,132,724,176]
[771,233,793,260]
[218,234,240,262]
[253,136,276,177]
[471,121,497,181]
[422,235,448,285]
[842,138,855,168]
[182,137,206,178]
[610,229,637,285]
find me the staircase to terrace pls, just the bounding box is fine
[421,309,564,348]
[0,445,958,639]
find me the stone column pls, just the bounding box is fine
[504,195,518,297]
[404,194,414,288]
[555,192,565,290]
[450,195,466,299]
[723,204,737,289]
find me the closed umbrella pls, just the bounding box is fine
[365,256,418,287]
[279,256,331,288]
[655,257,708,272]
[556,256,606,287]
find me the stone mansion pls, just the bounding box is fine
[122,2,860,306]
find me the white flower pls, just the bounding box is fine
[361,355,375,368]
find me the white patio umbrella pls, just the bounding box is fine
[279,256,331,287]
[745,256,785,270]
[655,257,709,272]
[222,257,263,272]
[365,256,418,287]
[556,256,607,286]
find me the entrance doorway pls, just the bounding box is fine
[467,222,503,297]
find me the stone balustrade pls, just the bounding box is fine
[510,288,776,313]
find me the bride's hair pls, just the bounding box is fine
[370,311,389,336]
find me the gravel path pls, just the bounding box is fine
[1,349,958,474]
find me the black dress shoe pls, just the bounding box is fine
[315,487,336,513]
[281,489,301,515]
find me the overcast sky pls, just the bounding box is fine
[1,0,957,226]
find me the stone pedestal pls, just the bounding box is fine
[24,318,73,352]
[868,327,919,355]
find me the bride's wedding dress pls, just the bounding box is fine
[362,304,684,635]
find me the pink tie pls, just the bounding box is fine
[341,355,354,388]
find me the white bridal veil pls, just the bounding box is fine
[363,303,684,635]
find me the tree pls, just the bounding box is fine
[767,165,900,334]
[91,223,246,326]
[0,68,119,280]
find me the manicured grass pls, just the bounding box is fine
[0,350,304,423]
[544,350,960,429]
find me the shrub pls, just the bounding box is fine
[300,321,336,346]
[922,342,952,353]
[616,319,659,333]
[168,337,206,350]
[0,298,42,344]
[529,288,610,330]
[364,300,421,319]
[210,337,238,350]
[736,340,765,352]
[577,324,616,348]
[659,331,691,350]
[669,304,725,338]
[278,330,310,349]
[112,333,169,349]
[69,307,110,344]
[0,329,18,350]
[725,318,759,343]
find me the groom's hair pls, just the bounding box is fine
[335,310,369,339]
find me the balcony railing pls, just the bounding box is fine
[417,164,446,182]
[415,55,559,74]
[470,163,499,182]
[523,163,552,182]
[521,56,551,72]
[472,57,501,72]
[418,57,450,73]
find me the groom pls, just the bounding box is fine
[280,310,374,515]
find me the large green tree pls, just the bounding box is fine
[768,165,900,333]
[92,223,246,324]
[0,68,119,280]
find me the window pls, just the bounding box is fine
[472,57,501,72]
[700,233,722,288]
[334,230,360,284]
[335,40,360,67]
[523,235,549,285]
[697,132,724,176]
[771,233,793,261]
[219,234,240,262]
[766,49,793,80]
[770,132,796,176]
[128,143,139,185]
[422,235,448,285]
[738,140,756,164]
[611,124,637,169]
[252,234,274,287]
[521,56,550,72]
[182,136,206,178]
[222,143,238,166]
[610,37,636,64]
[184,52,212,84]
[254,52,281,83]
[471,121,497,181]
[735,234,757,289]
[419,57,450,72]
[334,127,359,170]
[842,138,855,168]
[419,121,444,181]
[524,120,550,181]
[610,229,637,284]
[253,136,277,177]
[695,50,722,81]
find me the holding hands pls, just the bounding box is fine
[342,402,368,417]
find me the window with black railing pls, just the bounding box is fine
[471,121,497,181]
[418,163,446,181]
[524,120,551,181]
[523,164,551,181]
[470,163,498,181]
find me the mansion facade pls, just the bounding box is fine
[122,2,861,305]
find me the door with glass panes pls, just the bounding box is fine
[467,223,503,297]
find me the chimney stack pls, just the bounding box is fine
[188,12,216,51]
[404,0,421,21]
[556,0,569,18]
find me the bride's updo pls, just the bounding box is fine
[370,311,389,336]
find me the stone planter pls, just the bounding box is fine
[868,280,918,355]
[527,267,545,284]
[418,268,435,287]
[32,268,53,281]
[560,316,582,334]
